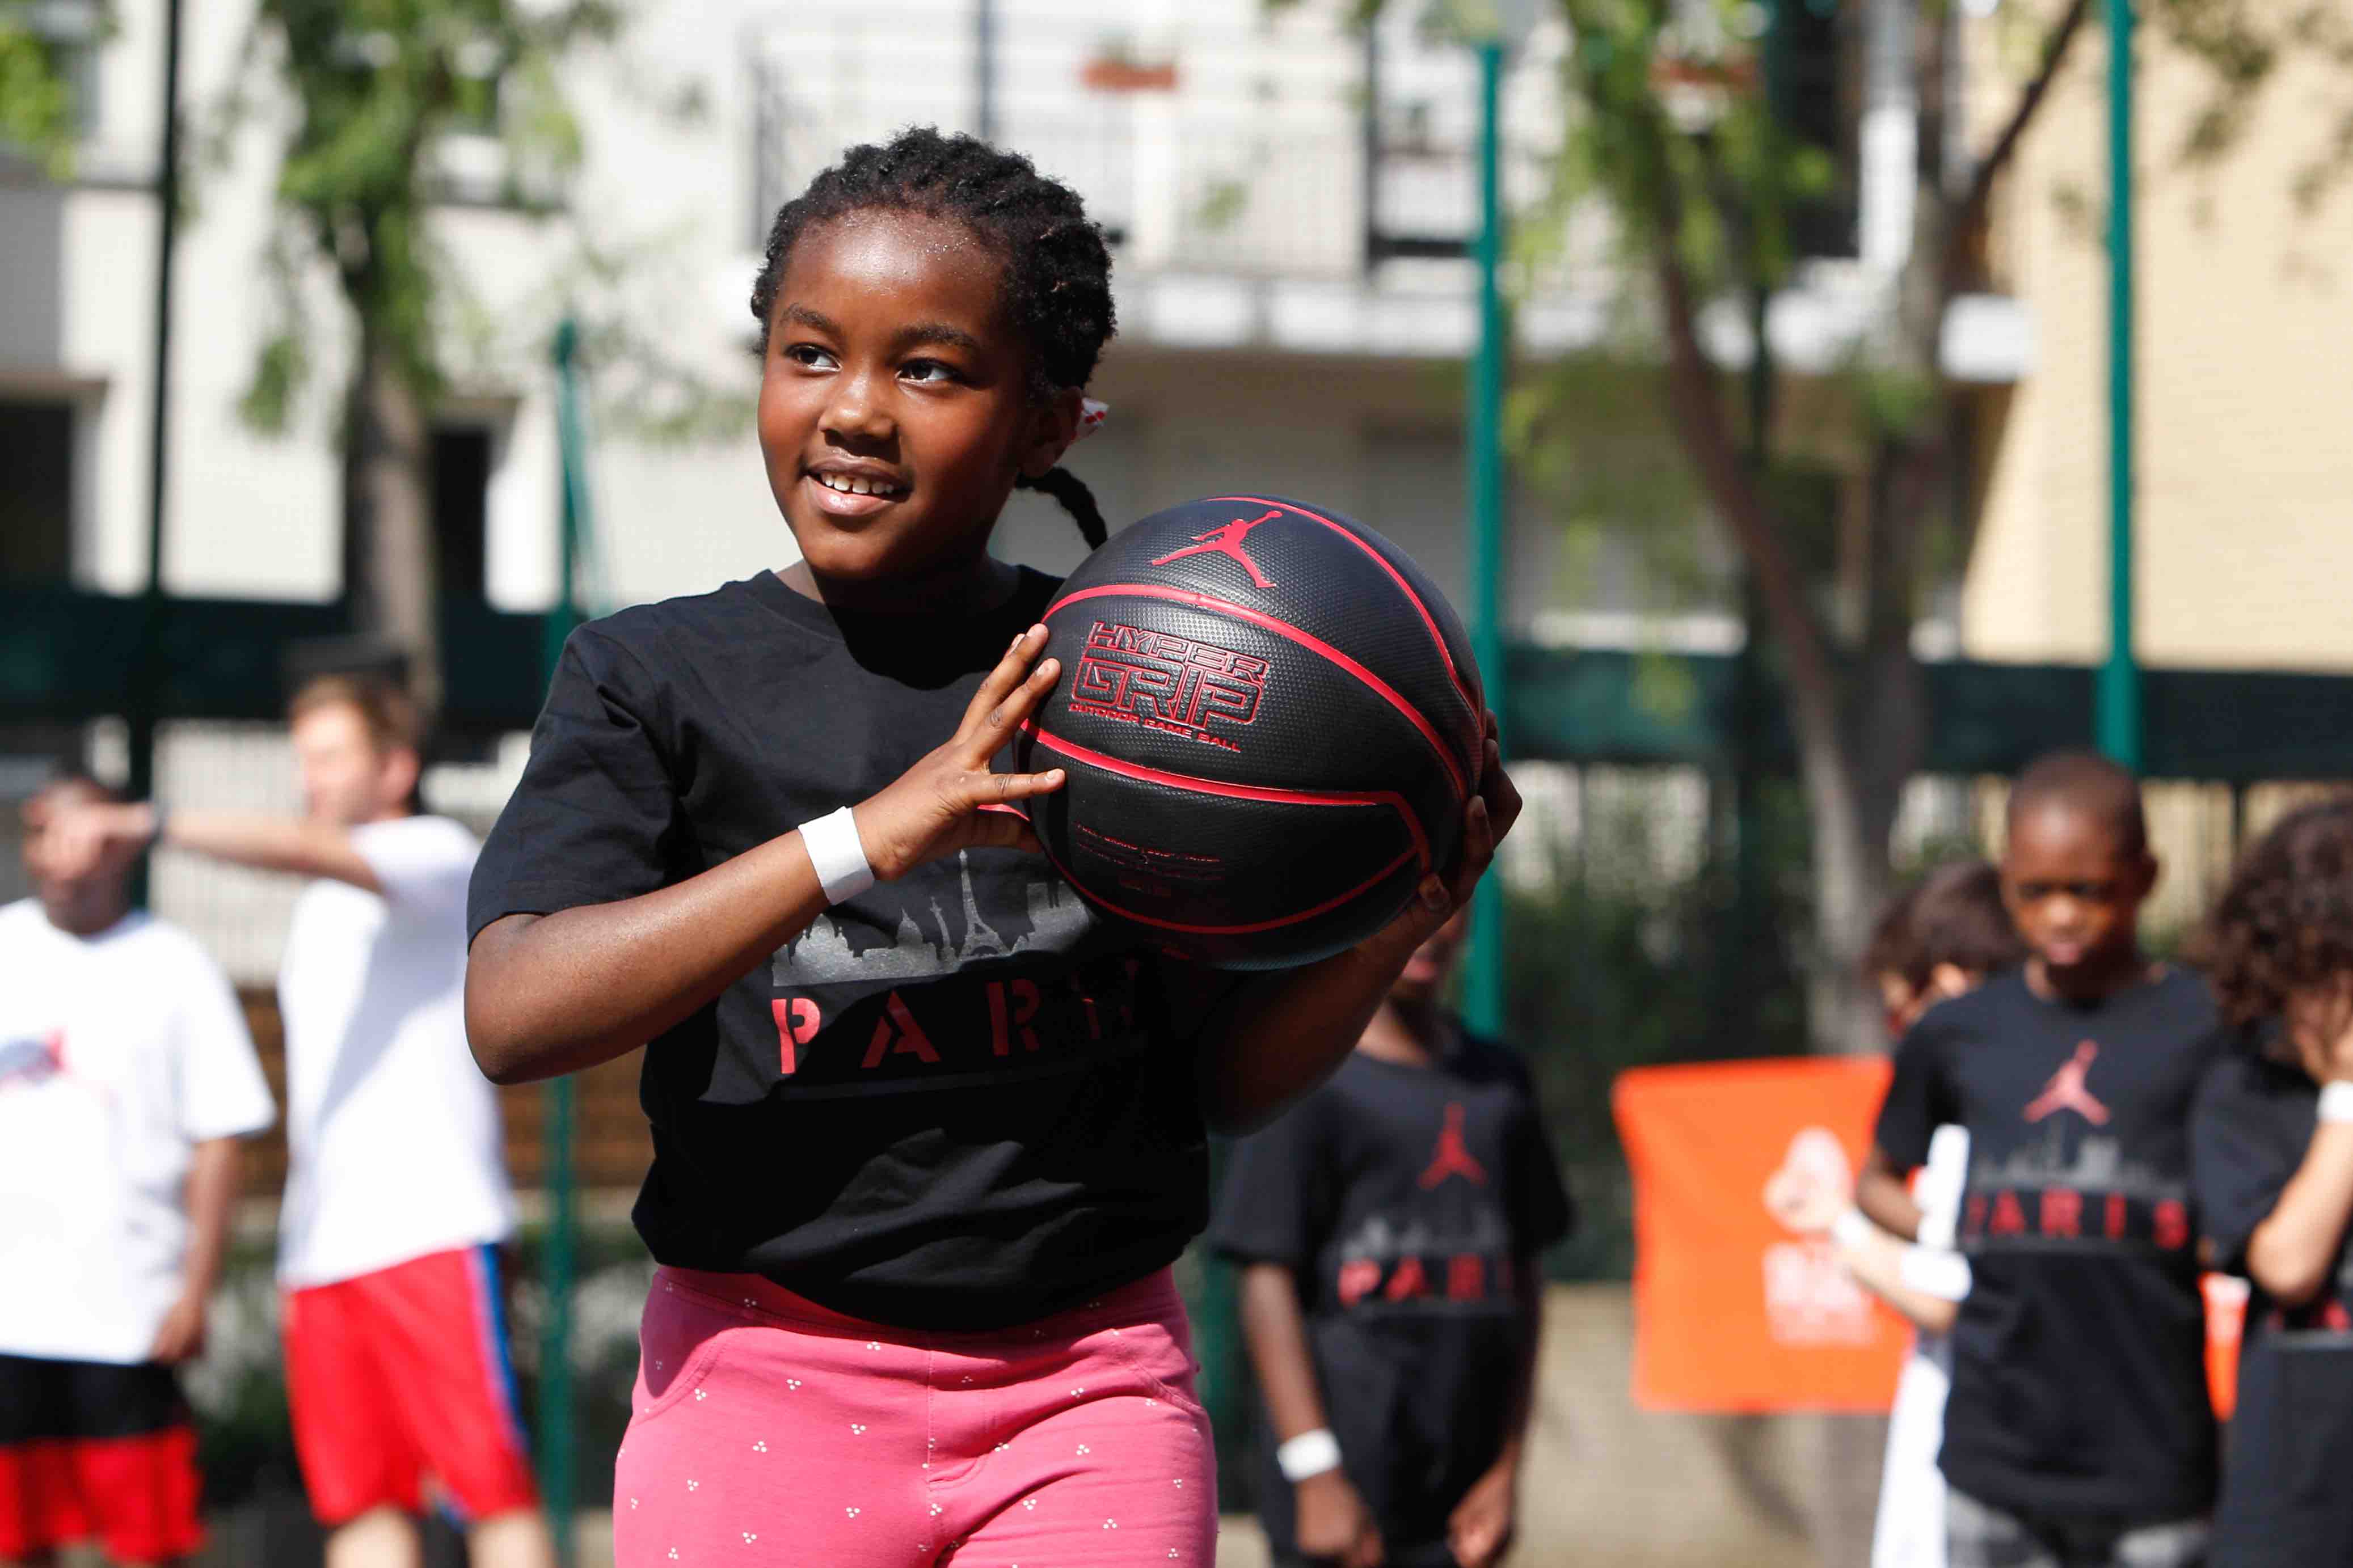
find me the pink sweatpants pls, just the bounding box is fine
[613,1266,1217,1567]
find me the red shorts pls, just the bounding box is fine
[282,1244,541,1527]
[0,1353,203,1565]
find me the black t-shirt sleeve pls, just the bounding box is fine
[1874,1009,1956,1170]
[468,624,685,942]
[1207,1096,1330,1270]
[2193,1054,2299,1273]
[1504,1058,1574,1252]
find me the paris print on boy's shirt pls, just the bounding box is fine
[1875,966,2225,1521]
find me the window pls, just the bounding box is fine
[1766,0,1857,259]
[0,400,73,581]
[429,422,492,597]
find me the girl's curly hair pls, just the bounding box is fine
[2190,796,2353,1025]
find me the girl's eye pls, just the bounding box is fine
[783,343,837,370]
[901,359,961,385]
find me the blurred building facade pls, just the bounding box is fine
[1958,27,2353,674]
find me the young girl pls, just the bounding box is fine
[2191,796,2353,1567]
[463,129,1517,1568]
[1768,859,2024,1568]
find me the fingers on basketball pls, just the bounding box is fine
[962,624,1049,730]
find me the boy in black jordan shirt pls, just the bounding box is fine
[1212,911,1571,1568]
[1859,751,2222,1568]
[2189,797,2353,1567]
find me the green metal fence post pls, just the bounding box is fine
[1464,37,1509,1037]
[538,318,588,1568]
[2097,0,2140,770]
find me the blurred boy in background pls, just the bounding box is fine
[1768,858,2025,1568]
[1857,752,2221,1568]
[0,772,275,1568]
[48,676,547,1568]
[1211,911,1572,1568]
[2190,796,2353,1567]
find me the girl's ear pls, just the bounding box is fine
[1018,387,1085,480]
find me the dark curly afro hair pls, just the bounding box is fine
[747,128,1118,547]
[2190,796,2353,1025]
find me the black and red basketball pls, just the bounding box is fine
[1013,494,1486,969]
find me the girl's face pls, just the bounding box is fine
[757,210,1079,584]
[2285,974,2353,1081]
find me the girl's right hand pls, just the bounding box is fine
[849,624,1069,881]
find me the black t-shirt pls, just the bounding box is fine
[1874,966,2223,1520]
[468,569,1211,1332]
[2192,1045,2353,1567]
[1208,1025,1572,1561]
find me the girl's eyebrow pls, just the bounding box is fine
[777,303,841,335]
[894,320,985,356]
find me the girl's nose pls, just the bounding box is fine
[822,367,895,444]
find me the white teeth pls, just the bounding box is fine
[816,472,897,498]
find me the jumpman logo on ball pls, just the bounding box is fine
[1150,510,1281,589]
[1418,1103,1488,1188]
[2023,1042,2110,1125]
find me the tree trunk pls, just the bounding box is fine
[342,316,441,715]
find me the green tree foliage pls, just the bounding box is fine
[1340,0,2346,1053]
[230,0,621,429]
[217,0,622,709]
[0,0,106,177]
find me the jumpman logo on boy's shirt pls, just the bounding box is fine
[2023,1042,2111,1126]
[1419,1103,1489,1189]
[1149,511,1281,589]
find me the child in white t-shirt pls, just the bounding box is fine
[1766,860,2024,1568]
[0,772,276,1567]
[47,675,545,1568]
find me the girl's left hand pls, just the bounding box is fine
[1357,710,1521,969]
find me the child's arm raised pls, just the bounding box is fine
[1189,716,1523,1135]
[466,628,1069,1084]
[2244,1118,2353,1307]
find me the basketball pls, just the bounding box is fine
[1013,494,1486,969]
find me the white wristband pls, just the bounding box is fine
[1830,1207,1875,1250]
[1276,1427,1343,1483]
[799,807,875,905]
[2320,1080,2353,1124]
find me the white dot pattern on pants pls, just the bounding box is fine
[1075,1444,1090,1455]
[693,1389,706,1402]
[686,1480,698,1491]
[752,1442,767,1453]
[851,1423,867,1435]
[845,1506,860,1518]
[1103,1519,1119,1529]
[742,1533,757,1544]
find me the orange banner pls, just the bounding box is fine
[1615,1056,1908,1412]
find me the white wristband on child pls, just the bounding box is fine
[800,807,875,905]
[2319,1080,2353,1124]
[1829,1207,1875,1251]
[1276,1427,1343,1483]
